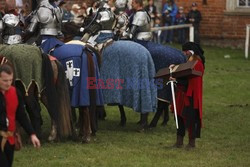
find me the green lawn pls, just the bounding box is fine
[14,45,250,167]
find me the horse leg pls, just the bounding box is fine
[86,49,98,136]
[71,107,78,127]
[78,107,91,143]
[161,102,169,126]
[149,100,166,128]
[40,91,57,141]
[89,105,97,136]
[138,113,148,132]
[119,105,126,126]
[97,106,106,120]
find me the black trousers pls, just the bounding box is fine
[177,108,201,139]
[0,137,15,167]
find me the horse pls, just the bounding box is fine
[134,40,186,127]
[30,36,104,143]
[81,9,186,128]
[0,44,72,141]
[79,15,157,131]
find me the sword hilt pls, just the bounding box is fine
[166,80,177,86]
[168,65,177,85]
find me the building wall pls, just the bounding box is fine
[0,1,5,10]
[173,0,250,48]
[73,0,249,42]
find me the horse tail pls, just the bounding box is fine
[54,60,72,138]
[42,53,59,122]
[85,49,97,134]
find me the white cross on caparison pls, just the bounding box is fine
[65,60,80,86]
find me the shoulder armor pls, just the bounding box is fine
[37,5,53,23]
[2,14,20,27]
[132,11,150,26]
[99,9,114,22]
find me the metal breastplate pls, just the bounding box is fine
[2,14,22,44]
[132,11,151,31]
[116,12,129,30]
[38,2,63,36]
[98,9,116,30]
[132,11,152,41]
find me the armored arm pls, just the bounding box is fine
[127,11,152,40]
[128,24,138,39]
[26,14,39,33]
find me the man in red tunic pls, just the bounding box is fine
[171,42,205,149]
[0,64,40,167]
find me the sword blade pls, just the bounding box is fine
[170,81,179,129]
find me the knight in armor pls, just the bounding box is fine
[126,0,152,41]
[113,0,129,40]
[27,0,64,45]
[20,0,64,137]
[1,2,24,45]
[81,0,116,45]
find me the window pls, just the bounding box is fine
[225,0,250,15]
[238,0,250,7]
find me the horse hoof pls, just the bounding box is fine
[161,121,168,126]
[136,120,142,125]
[48,135,57,142]
[148,123,156,128]
[82,136,91,143]
[48,130,57,142]
[137,125,148,133]
[119,121,126,127]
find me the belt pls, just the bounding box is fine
[0,131,14,152]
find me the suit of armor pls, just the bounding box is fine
[97,7,116,32]
[114,0,129,39]
[27,0,63,36]
[84,2,116,45]
[1,13,22,44]
[129,10,152,41]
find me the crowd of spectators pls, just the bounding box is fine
[144,0,202,44]
[1,0,202,44]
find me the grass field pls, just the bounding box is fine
[14,45,250,167]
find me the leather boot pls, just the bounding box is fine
[173,135,184,148]
[186,138,195,149]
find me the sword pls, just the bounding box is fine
[167,66,179,129]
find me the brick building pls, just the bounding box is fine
[174,0,250,48]
[1,0,250,48]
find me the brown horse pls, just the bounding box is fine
[0,44,72,141]
[47,40,104,143]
